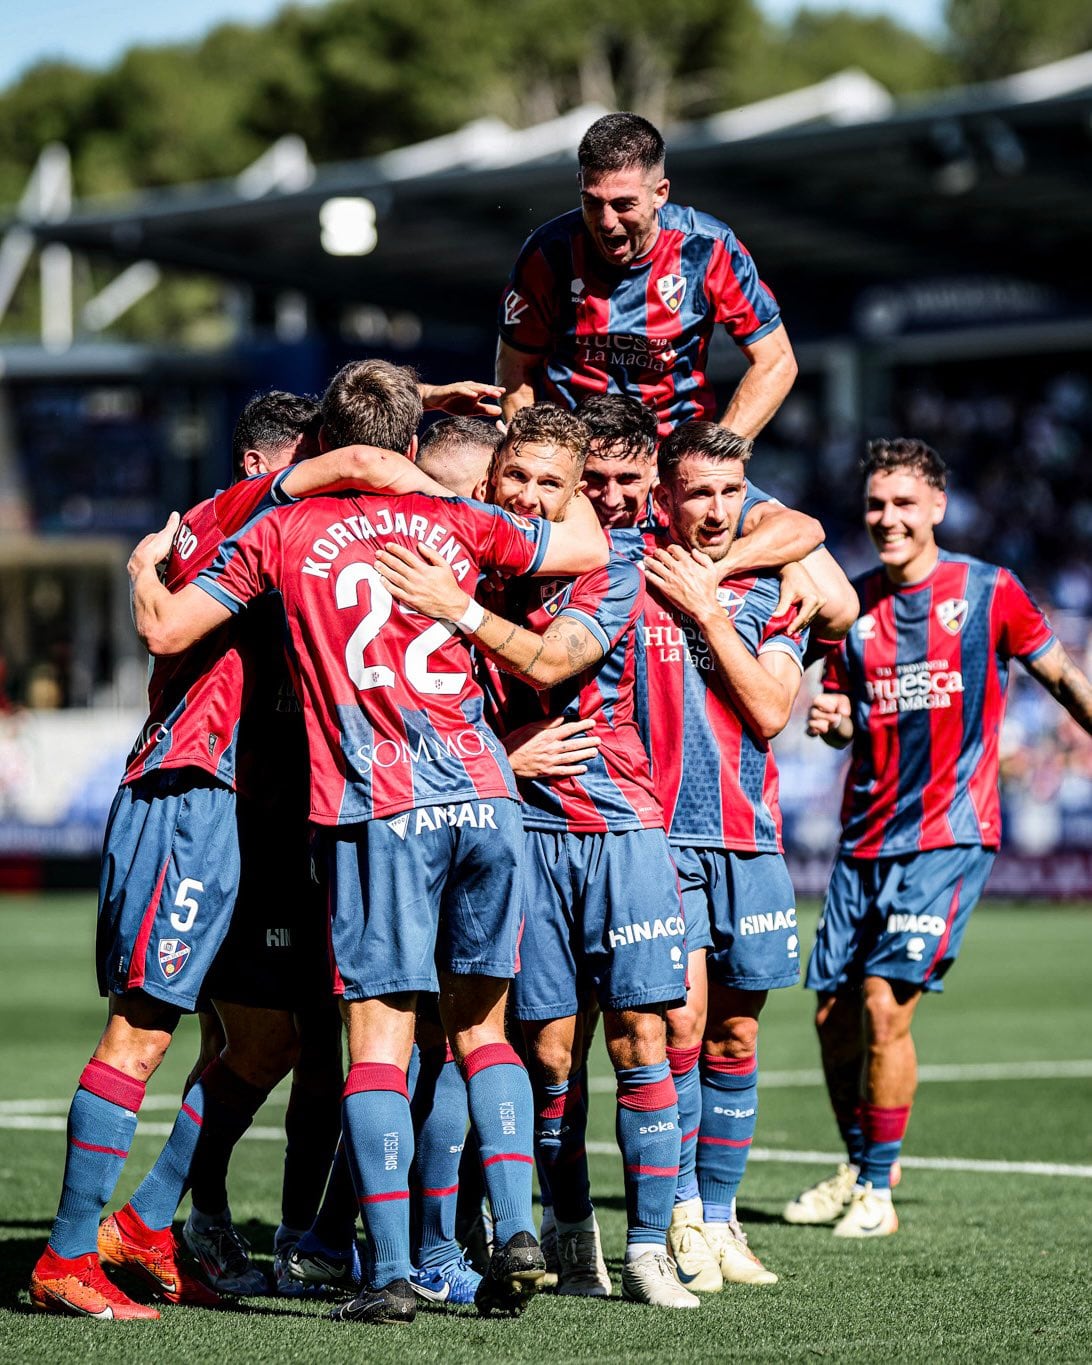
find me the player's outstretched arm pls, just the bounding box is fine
[534,492,610,576]
[718,325,798,440]
[128,515,232,655]
[719,501,824,578]
[419,380,503,418]
[806,691,854,748]
[1025,641,1092,736]
[644,544,801,738]
[375,543,605,691]
[496,339,539,424]
[280,444,452,500]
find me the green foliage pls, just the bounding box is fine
[945,0,1092,81]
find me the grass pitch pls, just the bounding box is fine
[0,894,1089,1363]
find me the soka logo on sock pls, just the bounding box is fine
[157,937,191,979]
[638,1119,676,1135]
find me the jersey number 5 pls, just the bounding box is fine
[335,563,467,695]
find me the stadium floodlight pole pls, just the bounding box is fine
[0,142,71,326]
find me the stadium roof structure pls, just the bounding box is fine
[13,54,1092,342]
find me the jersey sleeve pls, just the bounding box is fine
[558,556,642,655]
[194,515,280,615]
[705,231,782,346]
[993,568,1055,662]
[821,641,851,694]
[757,609,808,672]
[498,232,558,355]
[456,500,551,578]
[212,468,296,538]
[606,526,647,566]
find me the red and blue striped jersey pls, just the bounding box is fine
[823,551,1055,856]
[500,203,781,435]
[621,532,805,850]
[123,469,295,790]
[196,493,549,825]
[479,553,664,834]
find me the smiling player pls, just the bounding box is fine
[786,438,1092,1238]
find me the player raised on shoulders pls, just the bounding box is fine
[498,113,797,439]
[786,438,1092,1239]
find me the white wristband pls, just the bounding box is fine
[454,598,485,633]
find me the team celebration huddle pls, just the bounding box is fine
[28,114,1092,1327]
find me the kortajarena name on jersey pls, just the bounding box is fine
[300,507,480,582]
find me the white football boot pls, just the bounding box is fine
[782,1162,859,1225]
[667,1198,722,1293]
[832,1183,899,1239]
[704,1220,778,1285]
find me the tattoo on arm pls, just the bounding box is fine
[519,638,548,680]
[1050,652,1092,733]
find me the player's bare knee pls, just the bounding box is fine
[605,1006,667,1071]
[703,1014,759,1061]
[96,991,180,1078]
[666,997,705,1051]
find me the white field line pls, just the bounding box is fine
[587,1058,1092,1093]
[0,1113,1086,1178]
[2,1057,1090,1178]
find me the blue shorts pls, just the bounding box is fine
[97,770,241,1012]
[202,801,332,1010]
[513,827,687,1021]
[672,846,800,991]
[324,798,523,1001]
[805,847,996,996]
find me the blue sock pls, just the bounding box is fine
[697,1053,757,1224]
[667,1044,702,1204]
[311,1139,359,1250]
[836,1101,866,1168]
[411,1044,468,1269]
[463,1043,535,1245]
[129,1068,208,1231]
[342,1063,413,1286]
[49,1060,145,1259]
[534,1073,592,1224]
[858,1103,910,1189]
[615,1061,680,1249]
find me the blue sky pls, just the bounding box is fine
[2,0,947,88]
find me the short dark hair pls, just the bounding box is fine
[231,390,320,479]
[657,421,752,483]
[502,403,590,473]
[321,359,422,452]
[578,113,665,177]
[419,416,502,458]
[578,393,657,461]
[861,437,947,491]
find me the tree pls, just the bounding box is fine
[946,0,1092,81]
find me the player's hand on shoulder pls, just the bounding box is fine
[806,691,850,737]
[420,380,504,418]
[778,559,826,635]
[503,715,601,779]
[375,542,469,622]
[128,511,181,581]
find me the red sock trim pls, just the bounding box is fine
[625,1164,678,1177]
[704,1053,757,1077]
[79,1060,146,1113]
[71,1137,129,1158]
[538,1091,568,1121]
[482,1152,534,1167]
[343,1062,408,1100]
[421,1184,459,1199]
[860,1102,911,1143]
[462,1043,523,1081]
[617,1075,678,1112]
[359,1190,410,1204]
[180,1101,203,1126]
[666,1044,702,1077]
